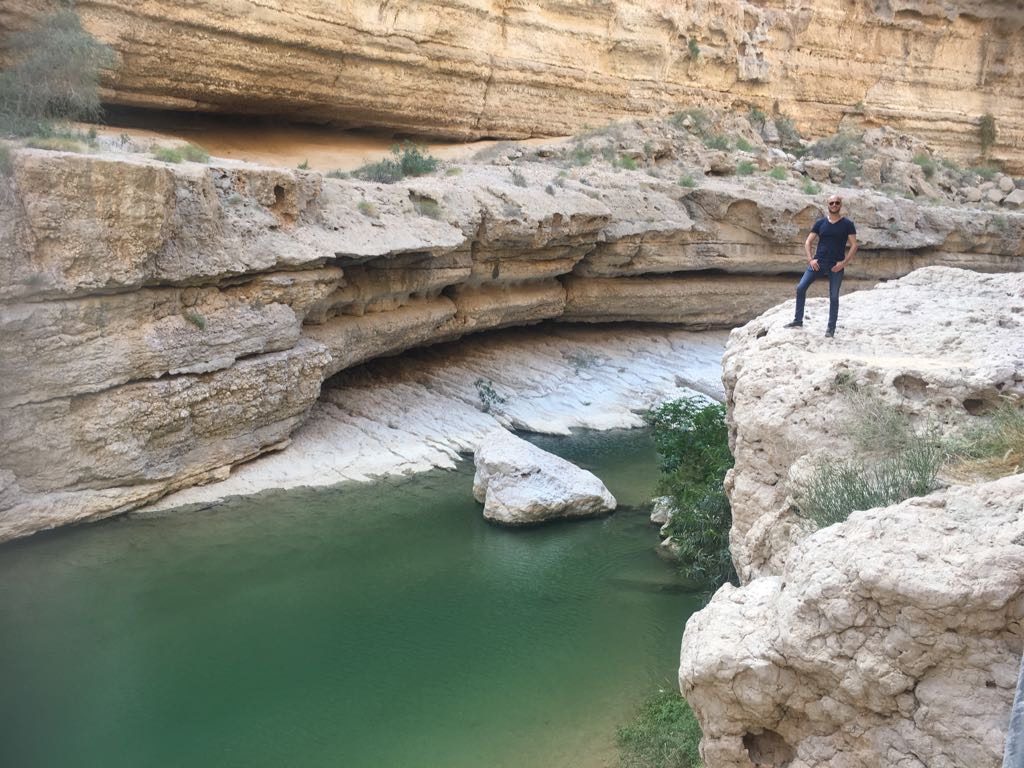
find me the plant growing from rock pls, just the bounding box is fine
[979,113,997,156]
[687,37,700,59]
[357,200,378,218]
[183,311,207,330]
[0,8,114,136]
[736,160,755,176]
[646,396,737,589]
[769,166,788,180]
[412,197,442,219]
[677,174,697,188]
[474,378,506,414]
[912,153,936,179]
[353,141,438,183]
[801,179,821,195]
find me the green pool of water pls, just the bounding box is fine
[0,429,700,768]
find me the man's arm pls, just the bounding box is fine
[833,234,858,272]
[805,232,819,271]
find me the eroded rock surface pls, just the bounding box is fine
[473,428,616,525]
[7,0,1024,169]
[1,143,1022,541]
[679,268,1024,767]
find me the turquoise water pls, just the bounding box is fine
[0,429,699,768]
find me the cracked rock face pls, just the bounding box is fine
[680,473,1024,768]
[680,268,1024,767]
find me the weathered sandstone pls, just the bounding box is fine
[1,143,1022,541]
[679,268,1024,767]
[6,0,1024,170]
[473,427,617,525]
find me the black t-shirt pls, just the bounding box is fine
[812,216,856,264]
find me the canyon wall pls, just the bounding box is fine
[1,145,1022,540]
[2,0,1023,171]
[679,268,1024,766]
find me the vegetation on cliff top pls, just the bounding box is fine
[0,7,113,136]
[617,686,702,768]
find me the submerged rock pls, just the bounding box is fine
[472,428,616,525]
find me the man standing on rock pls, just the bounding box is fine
[784,195,858,338]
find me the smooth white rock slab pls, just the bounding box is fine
[473,427,616,524]
[144,324,726,511]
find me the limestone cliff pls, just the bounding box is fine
[0,141,1021,541]
[679,268,1024,767]
[3,0,1023,171]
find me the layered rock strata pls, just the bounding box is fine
[1,147,1022,541]
[5,0,1024,170]
[679,268,1024,767]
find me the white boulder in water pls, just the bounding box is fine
[473,428,617,525]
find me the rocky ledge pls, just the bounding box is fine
[1,135,1022,541]
[679,268,1024,767]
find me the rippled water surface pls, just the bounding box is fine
[0,429,700,768]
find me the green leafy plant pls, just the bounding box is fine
[979,113,997,155]
[802,179,821,195]
[748,106,766,129]
[774,115,802,149]
[646,396,737,589]
[616,687,702,768]
[912,153,936,179]
[768,166,788,180]
[183,311,207,330]
[736,160,755,176]
[678,174,697,188]
[950,398,1024,478]
[474,378,506,413]
[297,158,309,170]
[568,143,593,167]
[617,154,638,170]
[687,37,700,59]
[735,137,753,152]
[703,134,729,151]
[0,8,114,136]
[153,146,184,163]
[353,142,438,183]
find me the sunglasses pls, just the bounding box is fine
[827,200,842,206]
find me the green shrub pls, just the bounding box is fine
[798,439,944,528]
[748,106,766,129]
[687,38,700,59]
[735,137,753,152]
[568,143,593,166]
[808,132,859,160]
[445,166,462,176]
[736,160,755,176]
[912,154,936,179]
[797,390,945,528]
[950,399,1024,478]
[181,143,209,163]
[647,396,737,589]
[617,687,702,768]
[703,134,729,151]
[153,146,184,163]
[353,142,438,183]
[357,200,378,218]
[802,179,821,195]
[326,169,349,179]
[979,113,997,155]
[972,165,998,181]
[183,311,206,330]
[412,197,442,219]
[617,154,638,170]
[768,166,788,180]
[0,8,114,136]
[671,108,709,134]
[297,158,309,170]
[678,174,697,188]
[774,115,802,149]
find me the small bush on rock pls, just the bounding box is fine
[353,142,438,183]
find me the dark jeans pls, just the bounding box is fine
[794,265,844,330]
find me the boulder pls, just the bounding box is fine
[472,428,616,525]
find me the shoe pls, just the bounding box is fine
[784,321,803,328]
[825,329,835,338]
